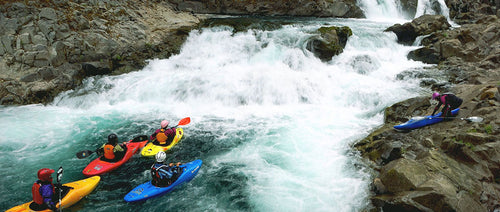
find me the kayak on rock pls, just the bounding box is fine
[82,135,149,177]
[124,159,202,202]
[394,108,460,131]
[7,176,101,212]
[141,128,184,157]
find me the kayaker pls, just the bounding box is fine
[151,120,177,146]
[99,133,127,162]
[30,168,57,211]
[431,92,463,119]
[151,152,182,187]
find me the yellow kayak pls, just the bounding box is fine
[7,176,101,212]
[141,128,184,157]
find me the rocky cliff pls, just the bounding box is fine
[0,0,201,105]
[358,0,500,211]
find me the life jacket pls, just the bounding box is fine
[151,163,170,187]
[156,129,168,145]
[441,93,461,106]
[103,144,115,160]
[32,181,54,205]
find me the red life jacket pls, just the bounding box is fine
[32,181,54,205]
[32,182,43,205]
[103,144,115,160]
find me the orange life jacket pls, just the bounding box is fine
[156,129,168,145]
[103,144,115,160]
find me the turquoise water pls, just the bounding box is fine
[1,16,429,211]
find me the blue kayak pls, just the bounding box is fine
[393,108,460,131]
[124,159,202,202]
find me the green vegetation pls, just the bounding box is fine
[484,125,493,134]
[467,128,477,133]
[452,138,475,150]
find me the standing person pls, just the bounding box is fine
[151,120,177,146]
[150,152,182,187]
[30,168,57,211]
[99,133,127,162]
[431,92,463,118]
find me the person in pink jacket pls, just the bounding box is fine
[150,120,176,146]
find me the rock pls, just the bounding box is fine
[385,15,450,45]
[407,46,441,64]
[168,0,365,18]
[306,26,352,62]
[373,178,387,194]
[0,1,202,105]
[480,86,499,100]
[380,158,430,192]
[81,62,112,76]
[384,96,430,123]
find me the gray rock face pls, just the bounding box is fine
[0,1,201,105]
[167,0,365,18]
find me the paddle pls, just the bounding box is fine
[174,117,191,127]
[430,116,483,122]
[76,134,149,159]
[76,148,99,159]
[56,166,63,212]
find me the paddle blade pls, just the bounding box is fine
[464,117,483,123]
[177,117,191,126]
[56,166,63,183]
[76,150,94,159]
[131,135,149,143]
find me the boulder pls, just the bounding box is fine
[385,15,450,45]
[306,26,352,62]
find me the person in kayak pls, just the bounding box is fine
[99,133,127,162]
[151,120,177,146]
[29,168,57,211]
[151,152,183,187]
[431,92,463,119]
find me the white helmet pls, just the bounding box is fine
[155,151,166,163]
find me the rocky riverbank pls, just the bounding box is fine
[357,1,500,211]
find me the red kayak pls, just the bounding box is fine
[82,135,148,177]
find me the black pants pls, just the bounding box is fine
[442,98,463,117]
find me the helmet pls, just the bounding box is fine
[432,92,440,100]
[108,133,118,144]
[37,168,55,182]
[156,132,168,143]
[155,151,166,163]
[161,120,169,128]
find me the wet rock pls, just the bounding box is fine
[385,15,450,45]
[306,26,352,62]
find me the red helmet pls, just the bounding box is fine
[37,168,55,182]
